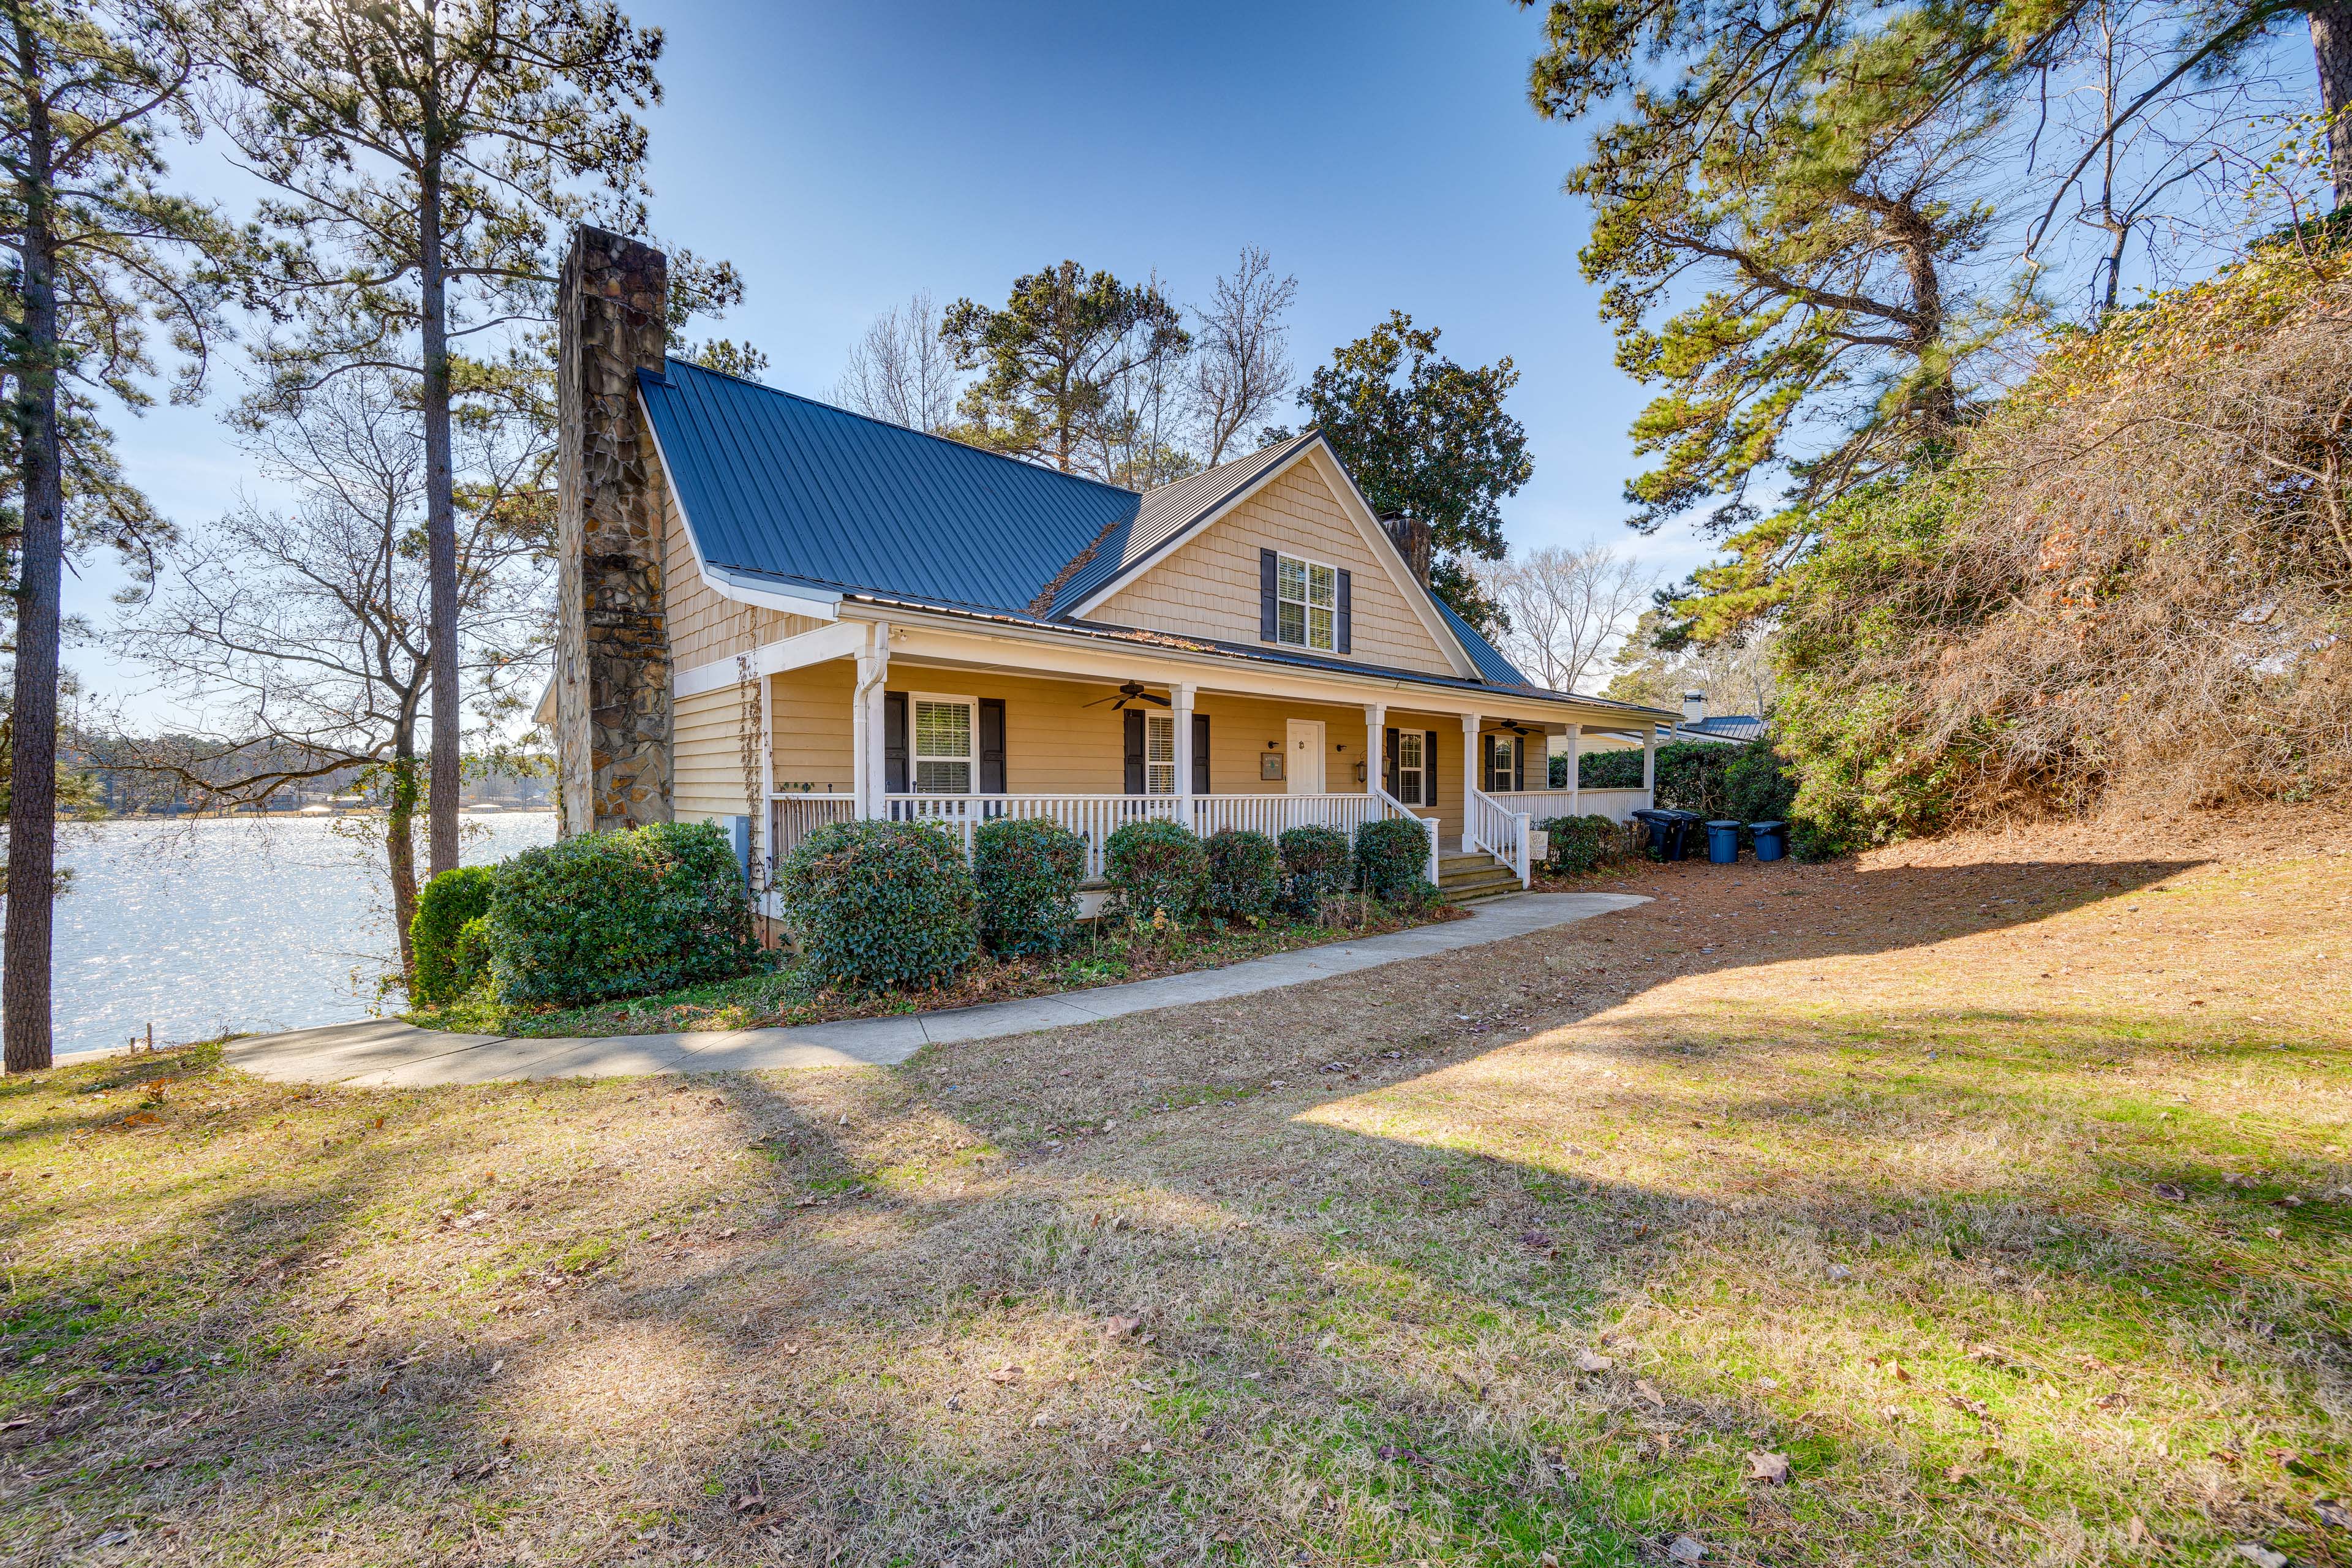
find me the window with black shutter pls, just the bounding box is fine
[1124,708,1146,794]
[1192,714,1210,796]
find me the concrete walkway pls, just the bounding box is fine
[217,892,1647,1088]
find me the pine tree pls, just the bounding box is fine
[205,0,679,883]
[1,0,228,1073]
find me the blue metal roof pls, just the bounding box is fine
[639,359,1558,696]
[638,360,1139,614]
[1434,597,1533,687]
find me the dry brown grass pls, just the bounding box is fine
[3,823,2348,1566]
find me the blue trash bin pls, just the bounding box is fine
[1705,820,1741,864]
[1750,820,1789,861]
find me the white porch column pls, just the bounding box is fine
[1566,722,1581,813]
[1363,703,1384,796]
[1460,712,1480,854]
[856,622,891,818]
[1642,722,1657,803]
[851,662,870,816]
[1173,682,1196,832]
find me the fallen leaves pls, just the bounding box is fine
[1574,1349,1614,1374]
[1667,1534,1708,1562]
[1743,1449,1790,1485]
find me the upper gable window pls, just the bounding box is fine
[1276,553,1338,651]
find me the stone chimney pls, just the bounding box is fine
[552,226,673,838]
[1380,511,1432,584]
[1683,690,1706,727]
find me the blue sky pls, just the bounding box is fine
[82,0,1698,715]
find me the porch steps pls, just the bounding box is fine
[1437,851,1523,905]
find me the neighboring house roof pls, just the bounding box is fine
[1676,715,1766,744]
[639,360,1645,707]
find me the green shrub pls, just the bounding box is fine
[972,816,1085,957]
[410,865,495,1004]
[1353,815,1430,901]
[1579,749,1645,789]
[486,821,757,1008]
[778,819,977,991]
[1537,814,1631,875]
[1203,828,1278,923]
[1103,817,1207,926]
[1725,740,1799,824]
[1276,824,1351,914]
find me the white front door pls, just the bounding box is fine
[1285,719,1325,794]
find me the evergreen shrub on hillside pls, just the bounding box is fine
[973,816,1085,956]
[487,821,756,1006]
[1203,828,1278,923]
[778,819,976,991]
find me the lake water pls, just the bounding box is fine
[10,815,556,1060]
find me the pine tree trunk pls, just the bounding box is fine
[2315,3,2352,211]
[386,749,420,984]
[418,117,461,878]
[3,24,59,1074]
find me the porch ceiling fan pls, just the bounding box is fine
[1082,681,1172,711]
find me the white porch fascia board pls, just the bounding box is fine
[1058,434,1479,682]
[638,385,843,624]
[878,611,1638,729]
[673,619,868,699]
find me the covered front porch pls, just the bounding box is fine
[674,617,1664,897]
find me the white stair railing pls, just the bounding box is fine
[1468,786,1532,888]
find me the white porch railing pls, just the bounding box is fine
[769,794,858,862]
[1469,786,1532,888]
[867,791,1440,885]
[881,793,1183,881]
[1193,792,1380,843]
[1485,787,1654,825]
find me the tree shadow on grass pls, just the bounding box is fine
[9,851,2345,1564]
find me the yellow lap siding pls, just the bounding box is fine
[673,685,758,824]
[1093,460,1458,677]
[768,660,856,795]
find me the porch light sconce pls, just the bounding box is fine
[1353,761,1368,783]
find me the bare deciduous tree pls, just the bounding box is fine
[835,290,962,433]
[108,369,545,986]
[1189,246,1296,465]
[1476,543,1657,693]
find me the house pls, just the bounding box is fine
[1669,692,1766,746]
[543,228,1675,908]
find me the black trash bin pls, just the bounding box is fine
[1629,808,1675,862]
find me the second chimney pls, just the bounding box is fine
[1381,511,1432,584]
[1682,690,1706,727]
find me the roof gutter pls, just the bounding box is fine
[838,593,1679,723]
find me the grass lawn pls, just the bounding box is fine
[4,817,2348,1566]
[408,899,1459,1039]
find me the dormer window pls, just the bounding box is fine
[1275,552,1338,651]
